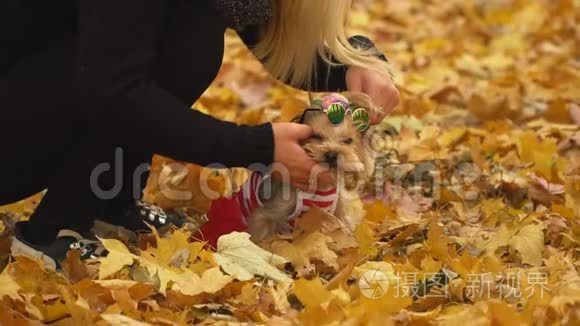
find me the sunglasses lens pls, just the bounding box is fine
[352,108,370,131]
[326,103,346,125]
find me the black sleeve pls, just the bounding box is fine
[237,27,388,92]
[77,0,273,168]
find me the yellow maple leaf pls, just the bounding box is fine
[189,243,216,275]
[544,99,573,123]
[353,261,399,287]
[355,222,378,258]
[270,231,338,270]
[480,254,505,274]
[347,282,413,323]
[234,283,257,306]
[293,277,347,325]
[293,277,333,309]
[420,255,442,274]
[438,127,467,148]
[516,131,558,180]
[481,52,514,72]
[170,267,232,296]
[552,204,575,220]
[509,224,545,266]
[99,230,221,294]
[100,314,152,326]
[98,238,135,280]
[425,220,449,259]
[215,232,289,282]
[482,223,545,266]
[137,260,182,294]
[364,201,397,223]
[487,300,526,326]
[140,228,202,269]
[295,207,346,233]
[0,272,22,301]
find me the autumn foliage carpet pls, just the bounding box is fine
[1,0,579,325]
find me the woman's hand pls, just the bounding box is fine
[346,66,400,124]
[272,123,333,191]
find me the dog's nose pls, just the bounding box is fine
[325,151,338,165]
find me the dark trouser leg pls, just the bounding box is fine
[23,142,153,244]
[0,39,79,208]
[0,38,153,244]
[22,142,153,244]
[96,145,153,225]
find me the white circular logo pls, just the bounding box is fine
[359,270,390,299]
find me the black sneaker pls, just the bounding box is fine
[115,200,191,232]
[11,222,106,270]
[96,200,208,241]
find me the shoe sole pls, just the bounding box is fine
[10,236,58,270]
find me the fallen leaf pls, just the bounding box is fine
[355,223,379,257]
[101,313,153,325]
[483,223,545,266]
[293,277,333,309]
[425,220,449,259]
[353,261,399,286]
[295,207,345,233]
[0,271,21,300]
[364,201,397,223]
[215,232,289,282]
[509,224,545,266]
[438,127,467,148]
[171,267,233,296]
[98,238,135,280]
[270,231,338,270]
[516,132,558,179]
[570,104,580,125]
[61,250,89,283]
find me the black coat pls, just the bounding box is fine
[0,0,375,168]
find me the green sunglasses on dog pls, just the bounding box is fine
[325,102,370,132]
[309,93,371,132]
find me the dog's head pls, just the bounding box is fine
[296,108,375,191]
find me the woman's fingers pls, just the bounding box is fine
[346,66,401,124]
[345,66,364,93]
[272,123,337,190]
[372,81,400,114]
[365,79,399,123]
[290,154,333,191]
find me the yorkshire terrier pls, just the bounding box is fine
[201,92,382,244]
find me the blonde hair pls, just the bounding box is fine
[252,0,391,89]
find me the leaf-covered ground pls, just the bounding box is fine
[1,0,579,325]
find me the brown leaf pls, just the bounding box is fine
[61,250,89,283]
[294,207,345,234]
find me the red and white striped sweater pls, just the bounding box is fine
[199,171,338,246]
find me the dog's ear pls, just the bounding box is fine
[293,109,324,125]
